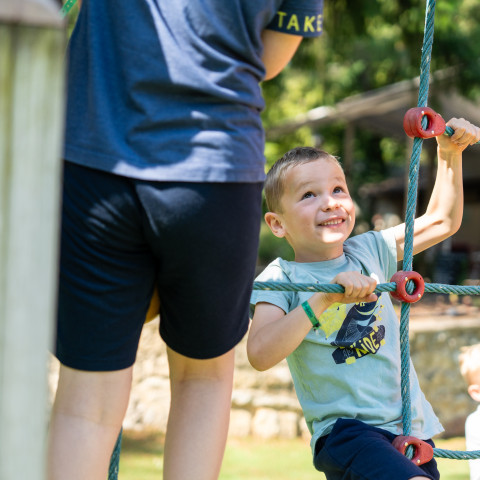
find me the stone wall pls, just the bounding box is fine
[48,310,480,440]
[409,316,480,437]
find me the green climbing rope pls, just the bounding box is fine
[253,281,480,297]
[397,0,480,461]
[109,430,122,480]
[60,0,77,18]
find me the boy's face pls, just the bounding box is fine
[267,158,355,262]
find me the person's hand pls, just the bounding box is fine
[436,117,480,153]
[325,271,378,305]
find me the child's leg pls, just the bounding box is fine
[46,364,132,480]
[314,418,440,480]
[163,346,235,480]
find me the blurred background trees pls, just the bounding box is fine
[258,0,480,264]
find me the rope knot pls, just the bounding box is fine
[392,435,434,466]
[403,107,446,139]
[390,271,425,303]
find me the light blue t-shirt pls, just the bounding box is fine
[251,228,443,452]
[64,0,324,182]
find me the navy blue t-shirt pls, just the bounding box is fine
[64,0,324,182]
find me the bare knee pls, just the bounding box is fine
[167,347,235,386]
[52,364,133,426]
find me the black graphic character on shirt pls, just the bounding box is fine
[330,301,385,365]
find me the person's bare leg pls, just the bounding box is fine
[46,364,132,480]
[163,347,235,480]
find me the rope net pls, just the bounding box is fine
[255,0,480,463]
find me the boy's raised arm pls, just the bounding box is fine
[392,117,480,261]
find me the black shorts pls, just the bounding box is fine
[55,162,263,370]
[314,419,440,480]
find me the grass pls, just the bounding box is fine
[118,431,471,480]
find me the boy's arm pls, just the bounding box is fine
[247,272,377,371]
[247,301,314,371]
[392,117,480,261]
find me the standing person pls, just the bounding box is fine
[47,1,324,479]
[248,118,480,480]
[459,343,480,480]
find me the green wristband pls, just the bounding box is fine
[301,301,321,332]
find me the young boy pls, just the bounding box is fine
[248,117,480,480]
[459,344,480,480]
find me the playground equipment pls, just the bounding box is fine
[254,0,480,464]
[54,0,480,477]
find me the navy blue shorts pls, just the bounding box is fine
[314,419,440,480]
[55,162,263,370]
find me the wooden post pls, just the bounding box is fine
[0,1,65,479]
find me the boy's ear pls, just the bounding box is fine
[468,384,480,402]
[264,211,286,238]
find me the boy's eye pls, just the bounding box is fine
[302,191,315,199]
[333,186,344,194]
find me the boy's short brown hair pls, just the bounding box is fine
[459,343,480,386]
[264,147,342,213]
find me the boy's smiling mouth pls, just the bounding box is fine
[320,218,344,226]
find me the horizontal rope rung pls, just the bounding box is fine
[253,281,480,296]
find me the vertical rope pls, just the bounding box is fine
[108,430,122,480]
[60,0,78,18]
[400,0,437,437]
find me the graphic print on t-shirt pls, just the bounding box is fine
[318,300,386,365]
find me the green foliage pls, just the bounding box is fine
[258,223,294,264]
[262,0,480,169]
[259,0,480,265]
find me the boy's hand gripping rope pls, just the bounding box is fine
[404,107,480,143]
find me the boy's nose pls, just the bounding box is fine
[322,195,339,210]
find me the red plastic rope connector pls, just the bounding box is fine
[392,435,434,466]
[390,271,425,303]
[403,107,446,139]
